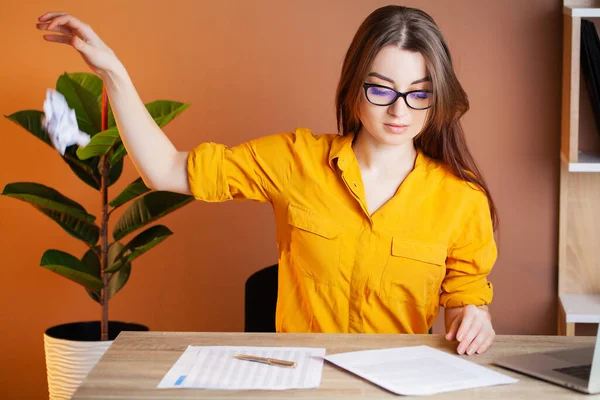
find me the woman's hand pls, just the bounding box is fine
[445,304,495,355]
[36,12,123,77]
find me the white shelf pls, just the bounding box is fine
[564,6,600,17]
[562,151,600,172]
[560,294,600,323]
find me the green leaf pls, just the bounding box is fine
[106,225,172,273]
[56,72,103,136]
[113,192,193,241]
[86,288,101,303]
[109,178,150,208]
[107,262,131,301]
[76,127,119,160]
[2,182,100,245]
[56,73,114,188]
[147,101,190,128]
[41,249,103,291]
[108,102,116,128]
[107,262,131,300]
[38,208,100,245]
[85,243,131,301]
[82,247,101,303]
[109,142,127,166]
[4,110,101,190]
[63,156,101,190]
[106,242,130,300]
[4,110,52,146]
[2,182,95,222]
[108,158,123,187]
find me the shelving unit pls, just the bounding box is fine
[558,0,600,335]
[564,151,600,172]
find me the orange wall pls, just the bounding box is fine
[0,1,563,398]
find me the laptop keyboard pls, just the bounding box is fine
[553,364,592,380]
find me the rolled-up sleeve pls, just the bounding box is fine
[440,189,497,308]
[187,132,295,203]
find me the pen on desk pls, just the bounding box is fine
[233,353,297,368]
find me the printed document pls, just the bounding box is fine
[325,345,518,396]
[158,346,326,390]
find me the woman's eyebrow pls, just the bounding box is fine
[367,72,431,85]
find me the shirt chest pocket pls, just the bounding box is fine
[287,203,343,285]
[379,238,447,308]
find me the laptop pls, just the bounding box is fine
[495,330,600,394]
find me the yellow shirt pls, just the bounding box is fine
[187,128,496,334]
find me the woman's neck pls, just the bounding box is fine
[352,130,417,178]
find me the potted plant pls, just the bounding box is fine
[2,72,192,399]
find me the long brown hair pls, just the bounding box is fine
[335,5,498,231]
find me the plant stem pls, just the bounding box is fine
[100,85,109,341]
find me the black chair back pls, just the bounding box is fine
[244,264,278,332]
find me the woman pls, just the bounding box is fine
[37,5,498,355]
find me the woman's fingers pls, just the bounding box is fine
[37,13,109,52]
[456,313,474,342]
[457,322,482,355]
[445,314,462,341]
[465,325,490,355]
[37,11,122,77]
[37,23,73,37]
[46,15,84,36]
[38,12,67,22]
[42,34,72,45]
[42,14,101,47]
[476,328,496,354]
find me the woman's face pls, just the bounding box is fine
[358,45,431,147]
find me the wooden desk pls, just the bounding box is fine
[74,332,599,399]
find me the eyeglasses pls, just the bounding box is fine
[363,83,433,110]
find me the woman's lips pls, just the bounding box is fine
[384,123,408,133]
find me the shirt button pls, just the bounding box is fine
[353,182,357,187]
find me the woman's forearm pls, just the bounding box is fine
[102,64,189,193]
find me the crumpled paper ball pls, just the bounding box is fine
[41,89,91,156]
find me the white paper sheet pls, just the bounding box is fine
[157,346,326,390]
[325,345,518,396]
[41,89,90,155]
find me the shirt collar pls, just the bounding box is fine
[328,132,428,172]
[328,133,356,171]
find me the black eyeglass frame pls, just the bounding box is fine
[362,83,433,110]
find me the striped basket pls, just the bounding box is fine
[43,333,112,400]
[43,321,148,399]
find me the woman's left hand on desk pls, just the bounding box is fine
[445,304,495,356]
